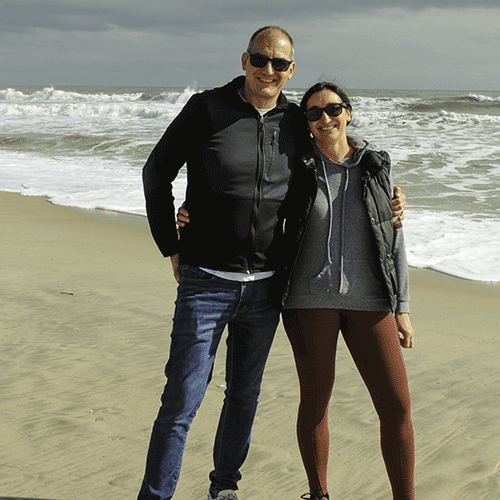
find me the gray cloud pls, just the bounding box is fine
[2,2,499,90]
[3,0,499,33]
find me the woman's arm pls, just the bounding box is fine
[390,173,414,348]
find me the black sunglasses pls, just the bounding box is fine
[245,52,293,72]
[305,102,350,121]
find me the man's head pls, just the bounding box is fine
[241,26,296,109]
[246,26,295,61]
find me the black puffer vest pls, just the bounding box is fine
[361,150,398,312]
[278,148,398,311]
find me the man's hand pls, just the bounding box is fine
[392,185,406,222]
[170,254,181,283]
[395,312,414,349]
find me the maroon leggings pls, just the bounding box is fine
[282,309,415,500]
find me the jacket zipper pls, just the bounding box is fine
[247,114,266,274]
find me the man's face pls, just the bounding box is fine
[241,31,296,108]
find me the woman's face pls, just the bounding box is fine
[306,89,351,148]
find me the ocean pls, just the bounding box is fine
[1,85,499,282]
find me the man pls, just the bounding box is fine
[138,26,301,500]
[138,26,405,500]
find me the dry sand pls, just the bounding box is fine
[1,191,500,500]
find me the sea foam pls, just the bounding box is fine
[1,85,500,282]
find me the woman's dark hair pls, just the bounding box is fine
[300,82,352,124]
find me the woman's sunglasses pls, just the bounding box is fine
[245,52,293,72]
[305,103,350,122]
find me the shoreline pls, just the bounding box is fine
[2,191,500,500]
[9,189,500,286]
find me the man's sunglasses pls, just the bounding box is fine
[305,102,350,121]
[245,52,293,72]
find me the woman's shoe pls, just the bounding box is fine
[300,494,330,500]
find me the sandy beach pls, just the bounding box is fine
[1,190,500,500]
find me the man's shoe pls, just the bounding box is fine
[208,490,239,500]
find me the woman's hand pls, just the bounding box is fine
[396,312,414,348]
[176,204,190,228]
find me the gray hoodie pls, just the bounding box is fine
[283,137,410,314]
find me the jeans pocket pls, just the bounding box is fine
[180,264,215,282]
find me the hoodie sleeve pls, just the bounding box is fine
[389,173,411,314]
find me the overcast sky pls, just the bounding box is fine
[2,0,499,91]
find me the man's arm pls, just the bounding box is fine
[143,93,208,259]
[170,254,181,283]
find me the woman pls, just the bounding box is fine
[282,82,415,500]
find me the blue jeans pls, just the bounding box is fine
[138,265,280,500]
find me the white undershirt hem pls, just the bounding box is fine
[199,268,275,282]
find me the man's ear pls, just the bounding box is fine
[241,52,248,72]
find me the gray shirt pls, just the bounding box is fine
[283,138,410,313]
